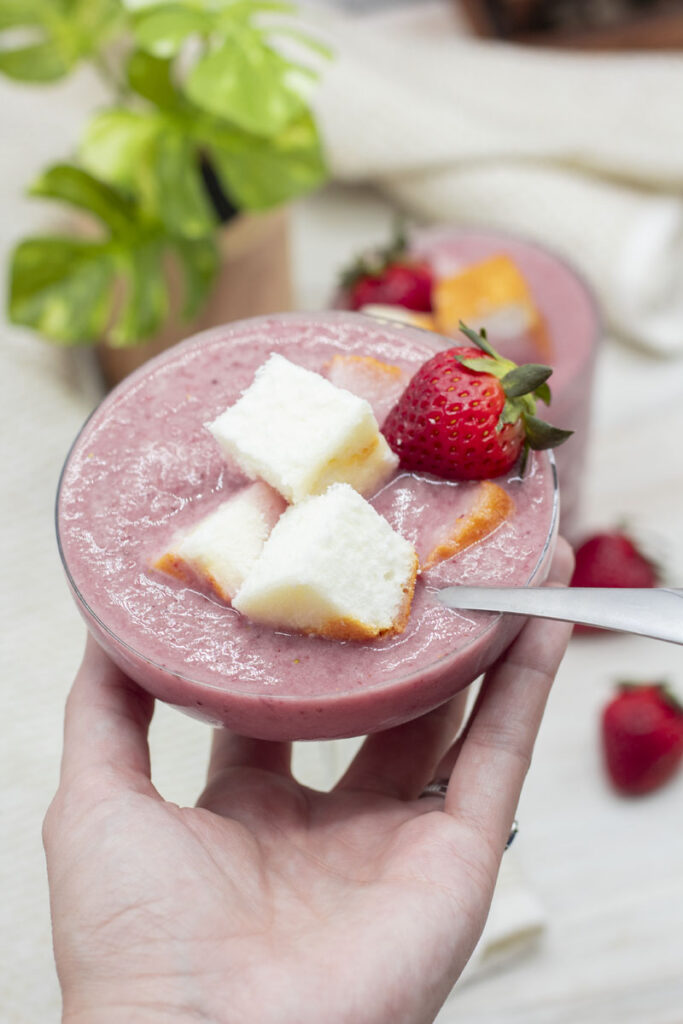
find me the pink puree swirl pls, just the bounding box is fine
[57,312,558,740]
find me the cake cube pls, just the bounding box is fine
[233,483,418,640]
[207,354,398,503]
[152,482,287,603]
[433,255,551,358]
[422,481,515,570]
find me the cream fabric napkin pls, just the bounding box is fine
[310,2,683,355]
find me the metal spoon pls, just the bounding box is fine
[437,587,683,645]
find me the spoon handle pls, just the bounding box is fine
[437,587,683,645]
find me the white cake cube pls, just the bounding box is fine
[233,483,418,640]
[152,482,287,603]
[207,353,398,503]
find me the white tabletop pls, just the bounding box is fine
[2,68,683,1024]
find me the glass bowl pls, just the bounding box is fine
[56,312,559,741]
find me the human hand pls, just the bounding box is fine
[44,540,574,1024]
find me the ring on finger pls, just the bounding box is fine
[420,778,519,851]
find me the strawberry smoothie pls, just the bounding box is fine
[410,227,600,537]
[57,312,558,741]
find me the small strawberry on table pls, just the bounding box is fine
[570,530,659,635]
[571,531,659,590]
[602,683,683,796]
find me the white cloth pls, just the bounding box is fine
[311,3,683,355]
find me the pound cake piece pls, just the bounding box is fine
[233,483,418,640]
[152,482,287,602]
[422,481,515,570]
[433,254,551,359]
[207,353,398,503]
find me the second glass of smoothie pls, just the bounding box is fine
[409,227,600,538]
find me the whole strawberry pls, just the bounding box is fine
[571,531,659,589]
[382,322,572,480]
[341,224,434,313]
[602,683,683,795]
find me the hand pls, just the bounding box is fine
[44,540,574,1024]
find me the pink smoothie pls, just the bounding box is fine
[57,312,558,741]
[410,227,600,538]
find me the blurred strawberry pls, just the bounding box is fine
[571,531,659,635]
[572,531,659,589]
[602,683,683,795]
[341,223,434,313]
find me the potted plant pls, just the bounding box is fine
[3,0,329,385]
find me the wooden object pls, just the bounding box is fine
[458,0,683,49]
[97,207,292,389]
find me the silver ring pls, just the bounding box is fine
[420,781,519,851]
[419,778,449,799]
[505,818,519,850]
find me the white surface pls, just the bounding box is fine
[2,27,683,1024]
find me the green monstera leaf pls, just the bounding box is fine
[132,0,330,137]
[8,164,218,346]
[11,237,116,340]
[81,46,327,228]
[132,3,210,57]
[81,107,218,238]
[185,28,308,137]
[204,110,327,211]
[6,2,329,348]
[0,0,122,81]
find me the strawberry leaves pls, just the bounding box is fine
[454,321,572,463]
[500,364,552,401]
[521,412,574,450]
[341,219,411,291]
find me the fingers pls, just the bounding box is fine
[443,537,575,848]
[336,538,573,802]
[336,691,469,800]
[205,729,292,785]
[544,535,575,590]
[60,634,155,792]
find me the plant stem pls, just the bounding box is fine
[93,50,129,102]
